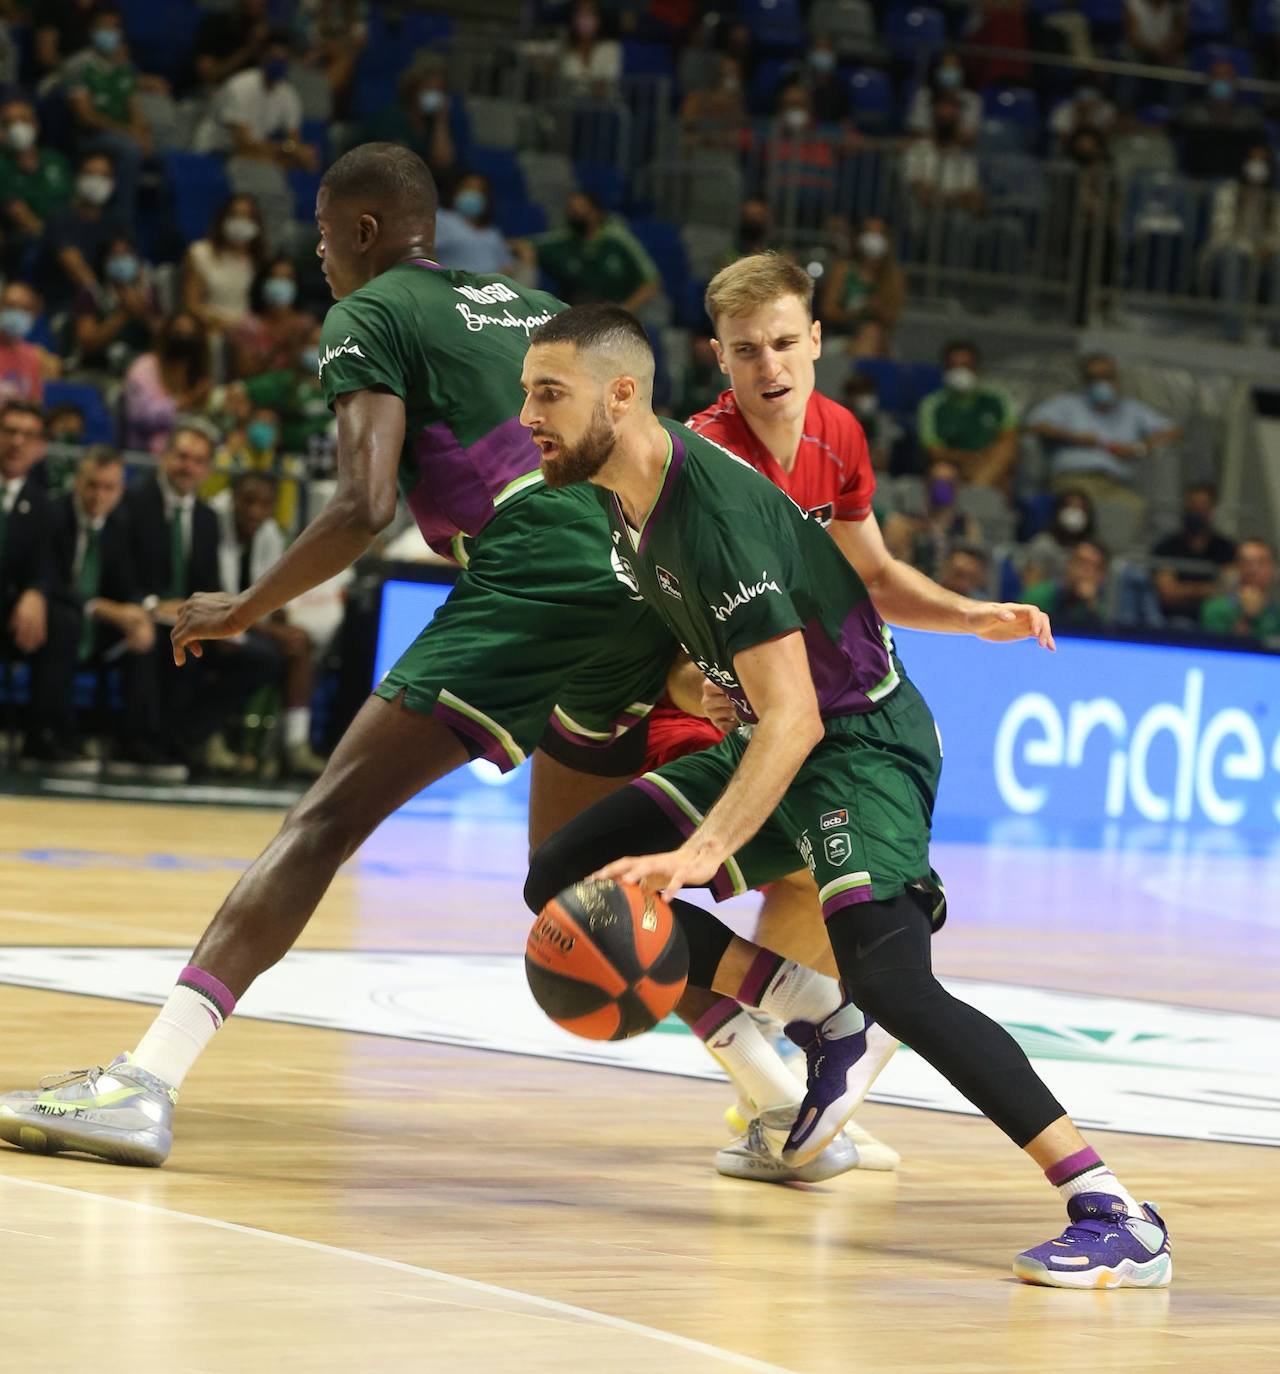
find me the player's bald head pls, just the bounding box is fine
[528,304,655,403]
[319,142,438,232]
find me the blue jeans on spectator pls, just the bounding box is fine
[84,130,144,226]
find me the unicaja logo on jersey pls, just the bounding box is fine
[317,335,365,376]
[711,573,782,622]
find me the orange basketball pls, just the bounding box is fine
[525,879,689,1040]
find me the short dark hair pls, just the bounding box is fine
[79,444,123,472]
[942,338,979,364]
[1080,350,1114,374]
[233,469,279,495]
[950,543,989,568]
[1186,480,1217,502]
[320,142,438,226]
[1,399,45,429]
[530,302,652,360]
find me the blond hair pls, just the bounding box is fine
[704,252,814,331]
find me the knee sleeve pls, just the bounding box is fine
[829,894,1065,1148]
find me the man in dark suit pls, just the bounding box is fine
[124,420,276,771]
[49,446,188,780]
[0,399,93,773]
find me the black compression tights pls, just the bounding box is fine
[826,893,1066,1148]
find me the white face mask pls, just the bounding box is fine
[1057,505,1089,535]
[858,231,887,259]
[783,107,809,132]
[1243,159,1270,185]
[6,121,36,152]
[944,366,977,393]
[852,395,879,418]
[223,216,260,245]
[77,172,114,205]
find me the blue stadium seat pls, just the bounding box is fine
[738,0,807,51]
[162,151,230,244]
[903,363,944,410]
[118,0,200,84]
[1190,42,1255,77]
[982,88,1040,147]
[574,159,628,211]
[622,40,675,79]
[1188,0,1230,36]
[300,119,330,165]
[885,6,947,62]
[848,68,894,133]
[1078,0,1125,30]
[627,219,691,301]
[853,358,908,413]
[497,201,548,238]
[288,169,323,222]
[747,56,790,115]
[43,382,116,445]
[1253,0,1280,36]
[468,147,527,204]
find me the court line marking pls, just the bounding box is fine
[0,1174,802,1374]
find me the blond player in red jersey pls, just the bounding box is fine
[659,254,1052,1183]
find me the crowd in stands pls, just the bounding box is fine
[2,0,1279,784]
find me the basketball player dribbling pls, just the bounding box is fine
[519,303,1173,1290]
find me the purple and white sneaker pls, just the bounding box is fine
[778,1004,899,1167]
[1013,1193,1172,1289]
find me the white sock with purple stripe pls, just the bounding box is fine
[1045,1145,1144,1218]
[734,950,847,1029]
[131,965,237,1090]
[692,996,803,1113]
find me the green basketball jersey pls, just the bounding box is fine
[317,260,564,557]
[603,420,904,723]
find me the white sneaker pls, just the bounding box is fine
[717,1107,860,1184]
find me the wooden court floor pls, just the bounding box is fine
[1,795,1277,1374]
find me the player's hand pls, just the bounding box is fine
[171,592,249,666]
[967,601,1056,650]
[593,841,724,902]
[699,680,738,732]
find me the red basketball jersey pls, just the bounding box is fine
[685,387,876,528]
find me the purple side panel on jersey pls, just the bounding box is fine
[407,417,543,556]
[802,599,893,717]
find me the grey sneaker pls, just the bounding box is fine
[0,1053,176,1167]
[716,1105,862,1184]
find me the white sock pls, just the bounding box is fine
[693,1000,803,1113]
[737,951,849,1028]
[132,966,236,1090]
[284,707,311,749]
[1049,1148,1145,1218]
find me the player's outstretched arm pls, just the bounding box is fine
[172,389,405,665]
[596,631,822,898]
[829,512,1055,651]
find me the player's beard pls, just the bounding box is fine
[540,403,616,489]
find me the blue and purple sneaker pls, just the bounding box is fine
[777,1004,899,1167]
[1013,1193,1173,1289]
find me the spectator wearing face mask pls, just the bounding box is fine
[843,373,904,476]
[517,191,659,312]
[765,82,845,230]
[559,1,622,96]
[917,340,1018,491]
[680,54,747,153]
[882,457,982,575]
[61,5,153,224]
[433,174,517,276]
[122,312,213,454]
[906,51,981,144]
[0,100,74,277]
[206,403,302,537]
[1203,145,1280,342]
[194,0,271,94]
[1177,60,1266,181]
[903,90,983,254]
[232,258,316,380]
[224,321,330,460]
[183,195,267,335]
[1049,81,1117,155]
[0,282,59,404]
[1025,538,1112,629]
[799,37,849,127]
[820,216,905,358]
[732,199,771,260]
[42,151,125,306]
[1023,486,1096,584]
[1150,482,1238,625]
[1201,539,1280,640]
[72,232,157,372]
[363,57,456,185]
[204,29,317,171]
[1026,353,1180,511]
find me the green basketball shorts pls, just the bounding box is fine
[633,676,945,917]
[375,483,677,772]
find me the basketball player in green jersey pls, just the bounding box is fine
[0,144,678,1166]
[520,304,1172,1290]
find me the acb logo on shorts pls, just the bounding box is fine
[820,808,848,831]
